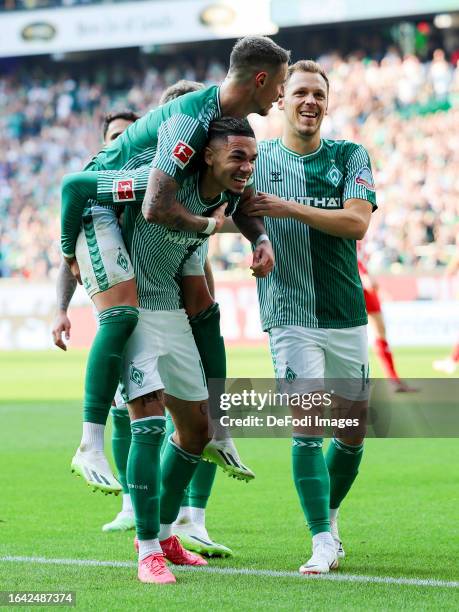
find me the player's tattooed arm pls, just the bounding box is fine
[142,169,226,234]
[57,259,77,312]
[52,260,77,351]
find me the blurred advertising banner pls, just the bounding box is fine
[271,0,459,27]
[0,276,458,350]
[0,0,276,58]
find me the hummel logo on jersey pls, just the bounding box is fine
[116,247,129,272]
[113,179,135,202]
[132,424,166,435]
[130,364,145,388]
[172,140,195,169]
[292,439,323,448]
[326,164,343,187]
[270,171,283,182]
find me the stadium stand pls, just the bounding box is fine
[1,48,458,278]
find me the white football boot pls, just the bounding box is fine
[71,448,122,495]
[330,516,345,558]
[174,522,233,557]
[202,437,255,482]
[299,533,339,575]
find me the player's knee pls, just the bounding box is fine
[174,408,210,455]
[128,390,165,420]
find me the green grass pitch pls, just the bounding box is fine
[0,347,458,610]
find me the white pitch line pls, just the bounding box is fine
[1,556,458,589]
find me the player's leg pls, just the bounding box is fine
[173,265,237,555]
[369,309,400,381]
[324,325,369,559]
[71,205,138,494]
[133,309,209,568]
[269,326,337,574]
[102,395,135,532]
[158,396,209,566]
[155,311,211,556]
[127,392,176,584]
[120,310,177,583]
[182,266,254,481]
[366,294,417,392]
[433,340,459,374]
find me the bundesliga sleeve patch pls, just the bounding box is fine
[113,179,136,202]
[355,167,375,192]
[171,140,196,169]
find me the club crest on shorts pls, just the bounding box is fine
[355,167,375,191]
[113,179,136,201]
[171,141,195,169]
[285,365,297,383]
[130,364,145,388]
[116,247,129,272]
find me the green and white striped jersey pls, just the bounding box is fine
[89,86,221,181]
[254,138,377,330]
[195,241,209,269]
[94,171,239,310]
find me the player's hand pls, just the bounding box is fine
[52,311,72,351]
[251,240,275,277]
[243,192,291,218]
[66,257,82,285]
[209,203,228,234]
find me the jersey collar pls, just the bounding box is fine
[216,86,222,117]
[196,172,225,208]
[278,138,323,159]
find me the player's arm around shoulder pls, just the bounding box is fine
[244,143,376,240]
[141,168,222,234]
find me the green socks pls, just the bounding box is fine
[292,437,330,535]
[160,436,201,529]
[186,461,217,508]
[189,302,226,422]
[326,438,364,511]
[83,306,138,425]
[127,416,166,540]
[111,408,132,494]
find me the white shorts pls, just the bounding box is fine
[76,205,134,298]
[119,308,208,403]
[181,251,205,277]
[269,325,369,400]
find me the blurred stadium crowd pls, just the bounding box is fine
[1,47,458,279]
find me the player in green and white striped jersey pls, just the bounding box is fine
[245,60,377,575]
[57,104,235,556]
[63,38,289,508]
[63,118,271,584]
